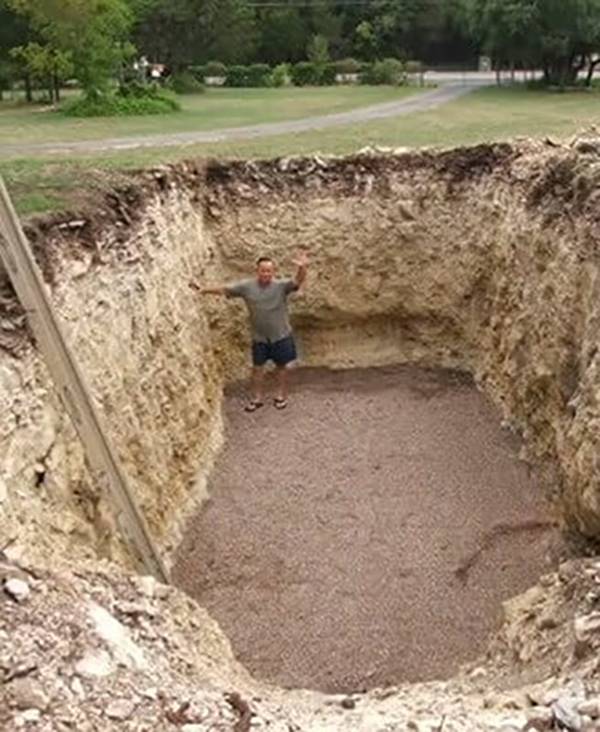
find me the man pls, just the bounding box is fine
[195,252,309,411]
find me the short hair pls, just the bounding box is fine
[256,256,273,266]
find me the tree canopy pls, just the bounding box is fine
[463,0,600,85]
[2,0,600,98]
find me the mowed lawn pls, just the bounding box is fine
[0,86,420,146]
[2,85,600,215]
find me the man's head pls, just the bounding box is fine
[256,257,275,286]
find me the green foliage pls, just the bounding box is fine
[225,63,271,87]
[7,0,134,97]
[307,34,329,66]
[204,60,227,77]
[332,57,362,75]
[62,82,180,116]
[462,0,600,86]
[290,61,335,86]
[2,0,478,96]
[9,41,72,101]
[290,61,319,86]
[360,58,407,86]
[168,71,205,94]
[269,63,289,87]
[0,60,13,97]
[354,20,378,61]
[257,8,307,64]
[131,0,255,69]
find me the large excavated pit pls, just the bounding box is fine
[3,138,600,729]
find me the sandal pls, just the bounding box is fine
[244,399,264,413]
[273,397,288,410]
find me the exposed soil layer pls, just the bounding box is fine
[173,366,563,694]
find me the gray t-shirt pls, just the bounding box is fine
[226,278,298,343]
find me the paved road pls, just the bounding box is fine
[0,81,488,157]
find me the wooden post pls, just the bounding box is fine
[0,177,168,582]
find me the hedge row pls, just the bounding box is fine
[189,58,423,87]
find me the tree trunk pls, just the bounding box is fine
[24,73,32,102]
[586,57,600,87]
[53,72,60,102]
[544,57,577,87]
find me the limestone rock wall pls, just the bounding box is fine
[1,142,600,570]
[0,175,230,567]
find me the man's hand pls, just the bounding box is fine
[293,251,310,269]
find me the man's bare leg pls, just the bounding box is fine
[251,366,265,403]
[274,365,289,407]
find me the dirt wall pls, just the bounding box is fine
[1,140,600,569]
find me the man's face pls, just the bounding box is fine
[257,260,274,286]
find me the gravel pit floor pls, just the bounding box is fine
[173,366,563,694]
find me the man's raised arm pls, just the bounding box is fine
[189,282,229,296]
[293,251,309,289]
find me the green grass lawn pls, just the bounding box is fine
[2,85,599,216]
[0,86,420,146]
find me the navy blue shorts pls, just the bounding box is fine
[252,335,297,367]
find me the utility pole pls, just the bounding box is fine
[0,177,168,582]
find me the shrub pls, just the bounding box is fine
[225,63,271,87]
[291,61,320,86]
[321,64,336,85]
[332,58,362,75]
[204,60,227,77]
[62,83,180,117]
[270,63,290,87]
[248,63,271,86]
[360,58,406,85]
[168,71,205,94]
[290,61,335,86]
[189,65,207,81]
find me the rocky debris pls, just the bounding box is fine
[524,705,554,729]
[574,612,600,655]
[74,649,116,678]
[486,558,600,678]
[10,677,49,710]
[3,577,30,602]
[552,695,584,730]
[0,552,599,731]
[105,698,137,720]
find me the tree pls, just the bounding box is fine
[131,0,256,68]
[7,0,134,96]
[304,0,343,57]
[307,34,329,66]
[10,42,73,102]
[0,0,33,99]
[462,0,600,86]
[257,8,307,64]
[354,21,378,61]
